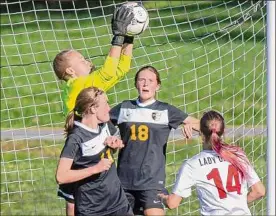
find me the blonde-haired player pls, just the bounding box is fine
[159,110,265,215]
[56,87,133,216]
[53,6,134,115]
[53,6,135,216]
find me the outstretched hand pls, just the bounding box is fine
[104,136,124,149]
[182,124,193,139]
[112,6,134,36]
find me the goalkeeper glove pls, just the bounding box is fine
[111,6,134,46]
[124,35,134,44]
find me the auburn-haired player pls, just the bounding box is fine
[110,65,200,215]
[159,110,265,215]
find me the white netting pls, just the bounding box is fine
[1,0,267,215]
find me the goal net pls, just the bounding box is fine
[1,0,267,215]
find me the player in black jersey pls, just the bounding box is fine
[56,87,133,216]
[110,66,200,215]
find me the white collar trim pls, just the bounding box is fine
[136,98,156,107]
[74,121,99,133]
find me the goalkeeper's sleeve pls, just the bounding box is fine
[86,54,131,92]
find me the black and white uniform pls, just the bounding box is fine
[58,121,132,216]
[110,99,188,210]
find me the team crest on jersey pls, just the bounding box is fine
[152,112,161,121]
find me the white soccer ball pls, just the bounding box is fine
[120,2,149,36]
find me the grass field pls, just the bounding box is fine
[1,0,267,215]
[1,137,267,215]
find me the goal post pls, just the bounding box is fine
[0,1,271,215]
[266,1,275,215]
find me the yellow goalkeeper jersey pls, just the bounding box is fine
[62,54,131,115]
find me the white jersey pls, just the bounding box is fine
[172,150,260,216]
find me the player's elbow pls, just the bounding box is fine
[250,181,266,201]
[55,174,62,185]
[56,171,67,185]
[250,188,266,202]
[256,185,266,198]
[56,158,73,184]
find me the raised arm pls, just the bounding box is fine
[113,41,133,79]
[103,41,133,80]
[108,46,123,59]
[86,7,134,91]
[121,42,133,57]
[108,38,133,58]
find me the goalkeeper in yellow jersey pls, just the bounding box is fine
[53,7,135,115]
[53,6,135,216]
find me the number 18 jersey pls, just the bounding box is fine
[110,99,188,190]
[173,150,260,216]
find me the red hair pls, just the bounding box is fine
[200,111,251,179]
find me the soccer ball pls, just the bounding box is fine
[120,2,149,36]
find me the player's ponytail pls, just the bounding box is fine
[64,87,104,138]
[64,110,82,138]
[200,110,251,180]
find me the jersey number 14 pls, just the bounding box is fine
[207,164,241,199]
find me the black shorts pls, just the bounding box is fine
[57,183,74,203]
[125,188,168,213]
[104,204,133,216]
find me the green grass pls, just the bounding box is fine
[0,1,267,215]
[1,139,63,215]
[0,137,267,215]
[0,0,266,128]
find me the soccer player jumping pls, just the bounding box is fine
[53,7,134,115]
[53,6,135,216]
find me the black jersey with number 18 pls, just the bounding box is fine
[110,99,188,190]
